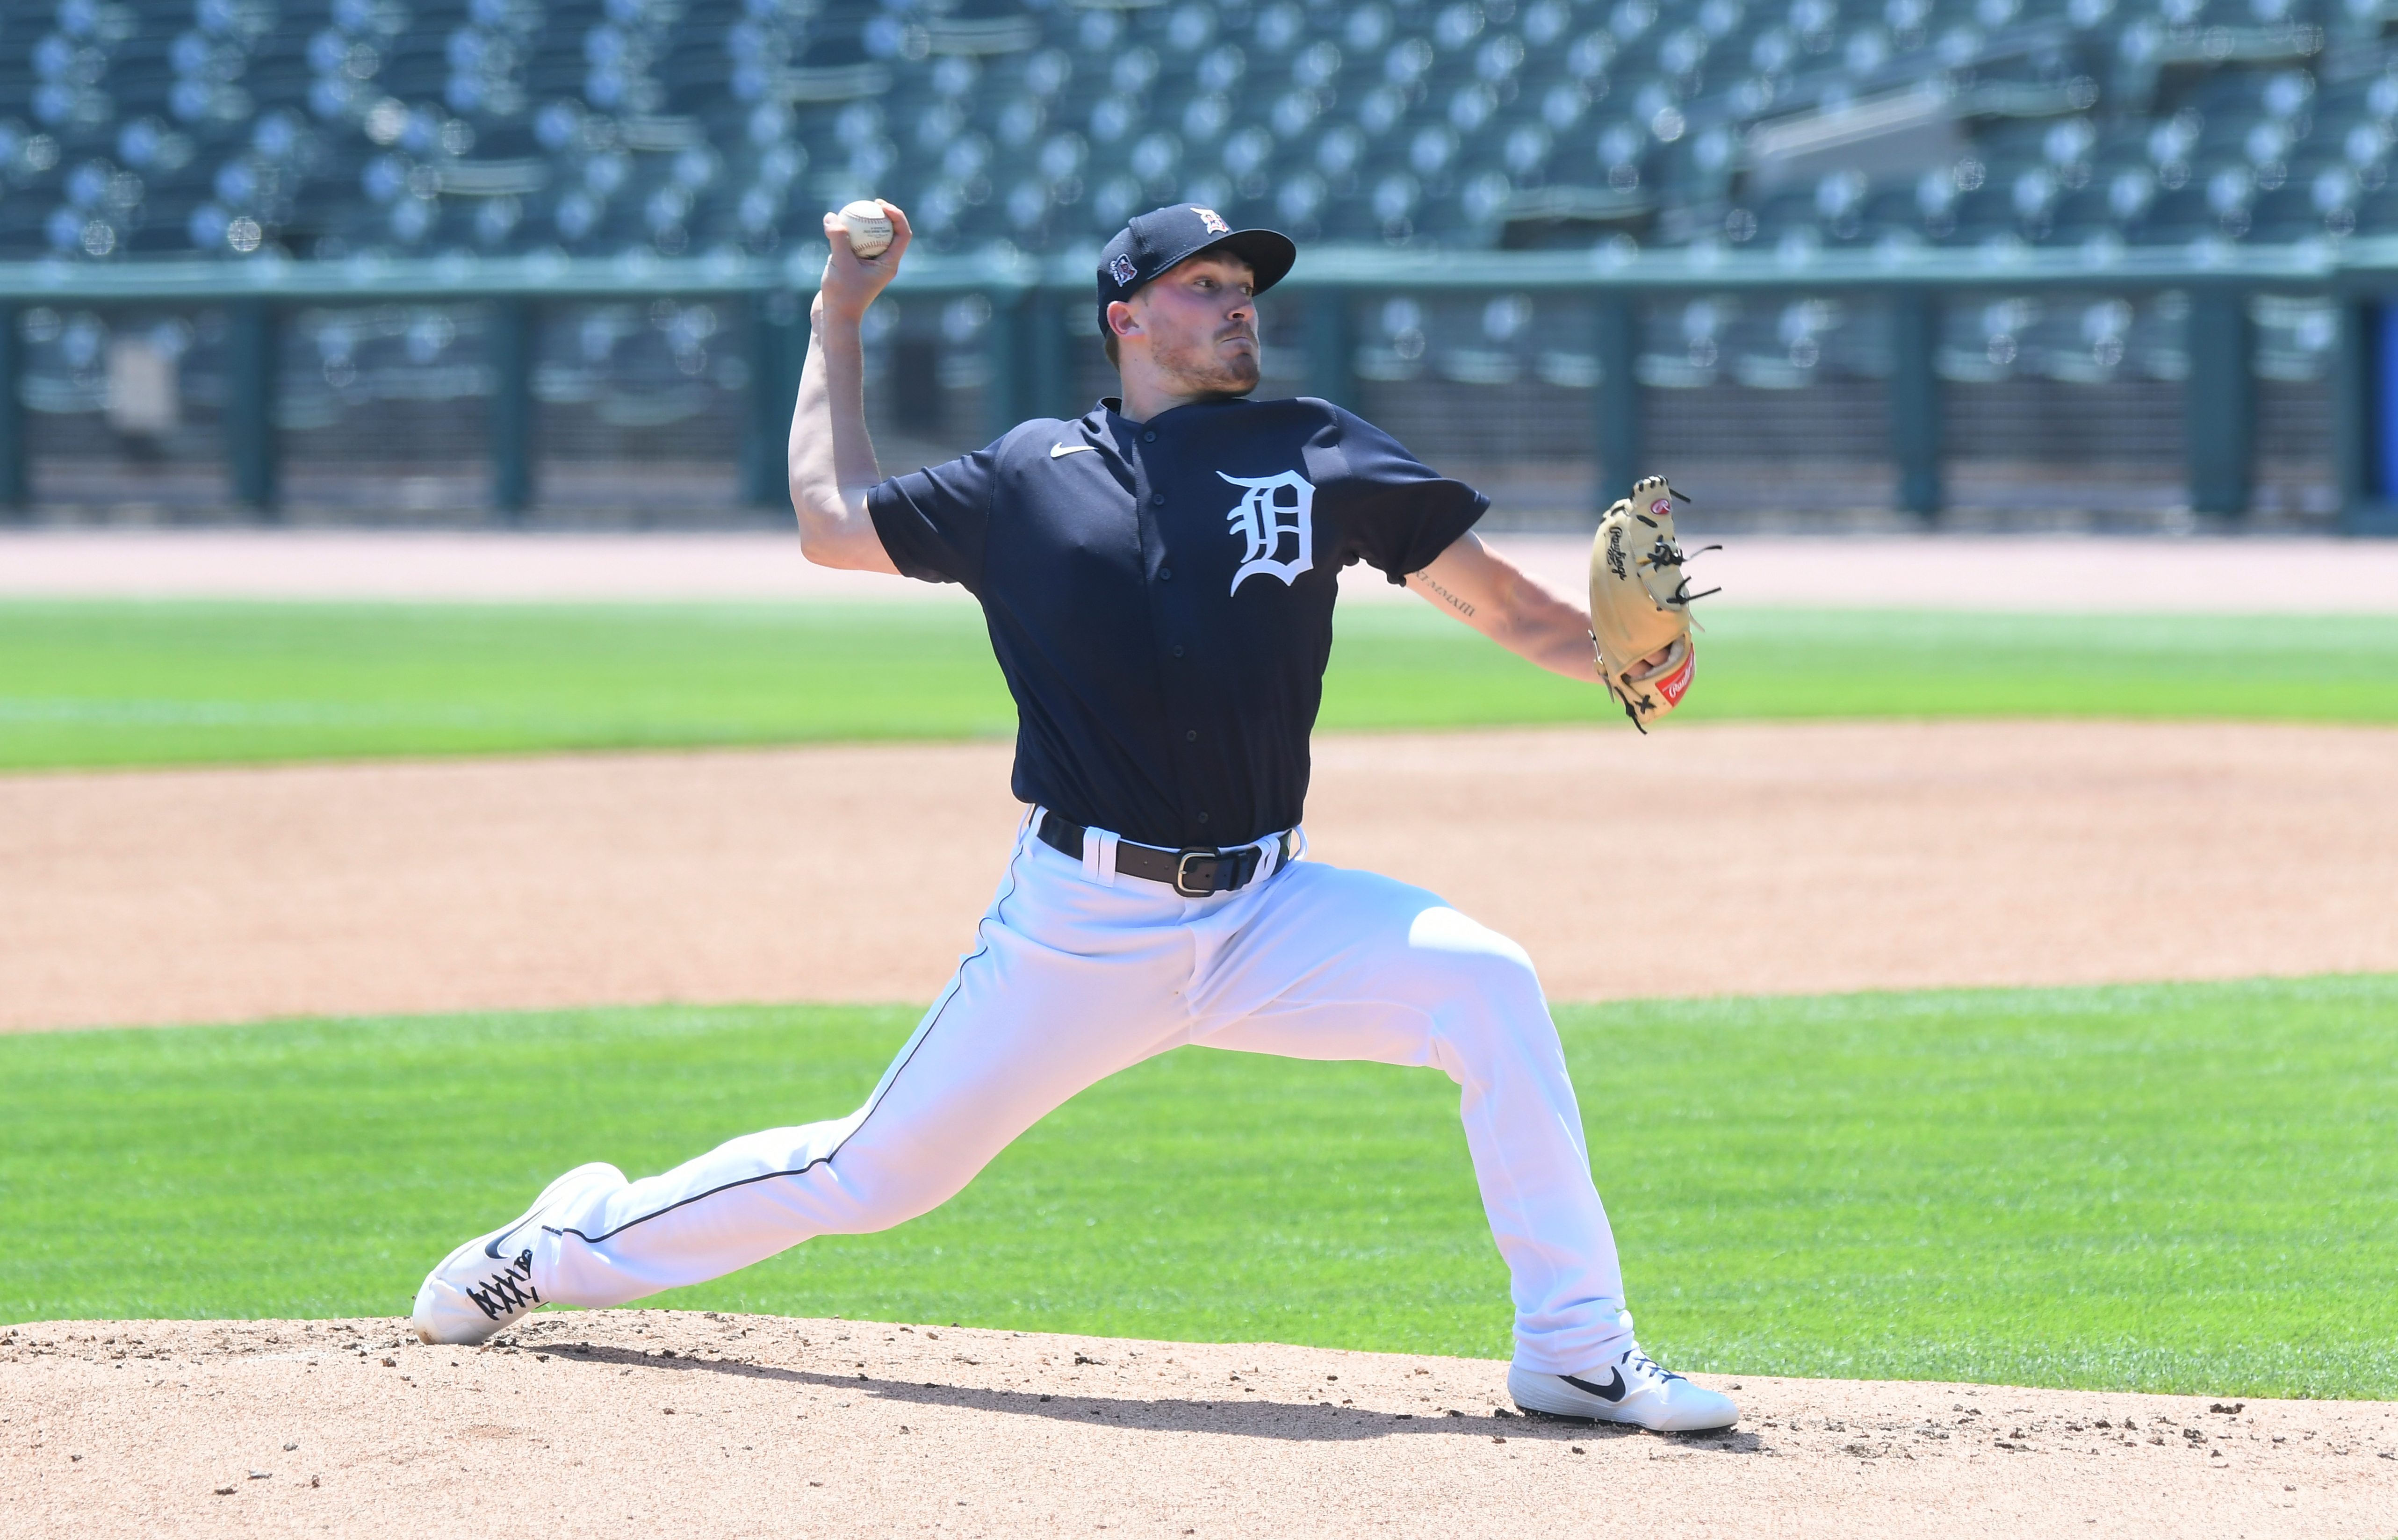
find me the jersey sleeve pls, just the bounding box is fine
[1323,407,1490,584]
[864,445,1000,591]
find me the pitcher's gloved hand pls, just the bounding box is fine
[1588,476,1718,733]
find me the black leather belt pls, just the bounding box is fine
[1037,812,1293,897]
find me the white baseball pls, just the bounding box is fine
[837,199,893,259]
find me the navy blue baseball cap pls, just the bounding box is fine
[1095,204,1297,332]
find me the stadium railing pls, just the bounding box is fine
[3,239,2396,534]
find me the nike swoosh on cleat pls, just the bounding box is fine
[484,1217,540,1259]
[1562,1368,1629,1402]
[1050,443,1094,457]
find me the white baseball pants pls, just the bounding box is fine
[533,813,1635,1375]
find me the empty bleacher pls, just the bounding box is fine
[7,0,2387,265]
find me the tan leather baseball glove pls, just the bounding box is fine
[1589,475,1717,732]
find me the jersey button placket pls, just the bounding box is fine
[1135,427,1199,843]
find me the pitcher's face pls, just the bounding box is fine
[1112,252,1261,398]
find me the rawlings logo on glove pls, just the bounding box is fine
[1589,476,1718,733]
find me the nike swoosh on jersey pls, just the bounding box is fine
[1050,442,1095,457]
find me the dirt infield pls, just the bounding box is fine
[5,1313,2392,1539]
[5,720,2395,1033]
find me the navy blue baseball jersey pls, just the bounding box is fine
[867,395,1487,849]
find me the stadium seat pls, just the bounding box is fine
[0,0,2375,266]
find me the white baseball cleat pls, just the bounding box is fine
[1508,1346,1740,1431]
[410,1162,624,1346]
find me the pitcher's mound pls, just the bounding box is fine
[6,1313,2391,1538]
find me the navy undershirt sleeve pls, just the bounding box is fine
[1325,408,1491,583]
[864,445,1000,591]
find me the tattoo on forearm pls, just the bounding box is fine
[1414,571,1476,618]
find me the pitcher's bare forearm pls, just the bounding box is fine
[787,199,912,574]
[1408,533,1609,681]
[787,302,898,572]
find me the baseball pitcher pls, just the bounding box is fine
[410,201,1730,1432]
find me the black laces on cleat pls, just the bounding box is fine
[464,1248,540,1321]
[1621,1347,1685,1384]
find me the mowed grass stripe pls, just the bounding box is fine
[3,976,2391,1399]
[3,602,2397,770]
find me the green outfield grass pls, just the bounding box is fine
[4,975,2391,1399]
[2,601,2395,770]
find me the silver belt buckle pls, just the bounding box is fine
[1173,847,1222,898]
